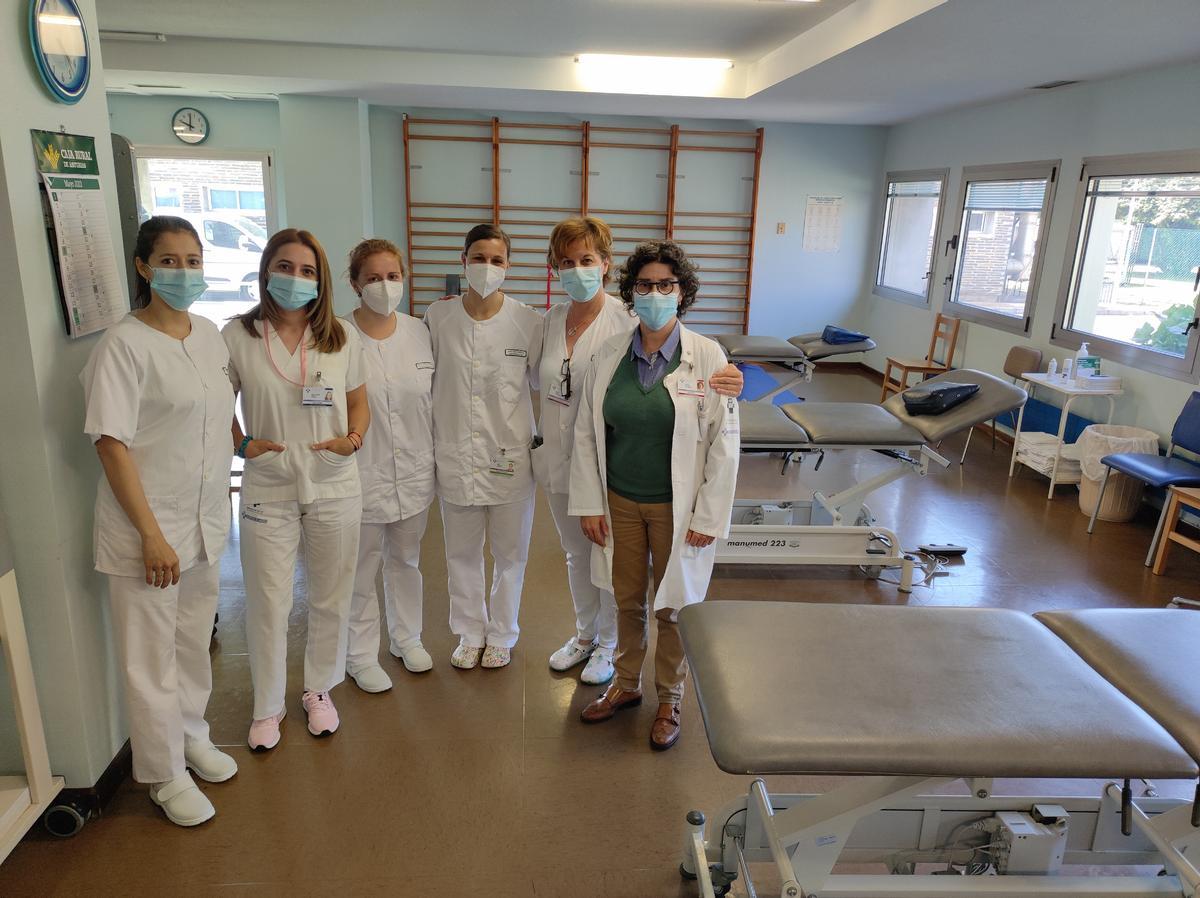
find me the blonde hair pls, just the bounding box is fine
[236,228,346,354]
[348,238,406,284]
[547,217,614,280]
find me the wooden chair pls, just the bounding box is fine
[960,345,1042,464]
[880,313,961,402]
[1151,486,1200,575]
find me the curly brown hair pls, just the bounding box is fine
[616,240,699,317]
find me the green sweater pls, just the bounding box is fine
[603,345,682,503]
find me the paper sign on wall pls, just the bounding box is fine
[803,195,843,253]
[31,130,127,338]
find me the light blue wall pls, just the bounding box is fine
[368,105,886,334]
[860,60,1200,439]
[106,94,288,229]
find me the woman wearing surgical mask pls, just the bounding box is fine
[81,216,236,826]
[535,219,743,687]
[569,240,739,752]
[223,229,369,750]
[339,239,435,692]
[424,224,543,670]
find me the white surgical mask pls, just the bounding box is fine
[360,279,404,316]
[464,262,506,299]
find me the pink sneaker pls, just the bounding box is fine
[302,691,339,737]
[247,709,286,752]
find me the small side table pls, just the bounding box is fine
[1151,486,1200,575]
[1008,372,1124,499]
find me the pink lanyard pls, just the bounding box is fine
[263,321,309,387]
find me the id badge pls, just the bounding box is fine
[302,385,335,407]
[488,448,516,477]
[677,377,705,398]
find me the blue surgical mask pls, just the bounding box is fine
[150,267,208,310]
[633,292,678,332]
[267,272,319,310]
[559,266,603,303]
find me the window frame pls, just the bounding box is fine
[1051,149,1200,382]
[872,168,949,307]
[944,159,1060,336]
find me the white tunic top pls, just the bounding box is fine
[343,311,436,524]
[532,294,637,495]
[424,294,544,507]
[81,313,235,577]
[223,318,367,505]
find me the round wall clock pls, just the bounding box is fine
[172,107,210,145]
[29,0,91,104]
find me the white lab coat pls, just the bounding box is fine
[423,294,543,507]
[568,325,740,612]
[531,294,637,494]
[81,313,235,576]
[342,312,435,523]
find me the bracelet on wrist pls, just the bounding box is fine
[237,435,253,458]
[346,431,363,452]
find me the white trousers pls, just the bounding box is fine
[107,562,220,784]
[547,490,617,649]
[347,508,430,669]
[240,495,362,719]
[440,496,534,649]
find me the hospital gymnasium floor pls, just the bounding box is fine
[2,366,1197,896]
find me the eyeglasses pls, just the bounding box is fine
[633,279,680,296]
[558,358,572,400]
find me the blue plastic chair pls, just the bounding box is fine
[1087,391,1200,566]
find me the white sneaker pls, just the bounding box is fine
[348,663,394,693]
[580,647,615,685]
[451,643,483,669]
[149,773,215,827]
[392,643,433,673]
[184,739,238,783]
[549,638,595,672]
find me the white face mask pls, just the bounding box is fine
[464,262,506,299]
[360,279,404,316]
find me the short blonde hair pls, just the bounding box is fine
[547,217,614,274]
[348,238,406,284]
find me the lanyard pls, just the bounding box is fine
[263,321,309,387]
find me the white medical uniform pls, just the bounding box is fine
[81,313,234,784]
[569,325,740,612]
[424,294,543,649]
[342,312,435,668]
[223,319,366,719]
[531,295,634,651]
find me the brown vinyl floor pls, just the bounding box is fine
[3,367,1197,896]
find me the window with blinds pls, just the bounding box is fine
[874,170,947,304]
[947,161,1058,333]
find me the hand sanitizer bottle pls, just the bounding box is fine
[1062,357,1074,381]
[1047,358,1058,377]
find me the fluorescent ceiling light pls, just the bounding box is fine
[574,53,734,97]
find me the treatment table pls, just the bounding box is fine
[724,369,1027,590]
[677,602,1200,897]
[716,332,878,404]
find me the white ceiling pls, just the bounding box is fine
[99,0,1200,125]
[96,0,854,59]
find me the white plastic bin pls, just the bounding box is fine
[1077,424,1159,521]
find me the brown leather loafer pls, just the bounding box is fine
[580,687,642,724]
[650,703,681,751]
